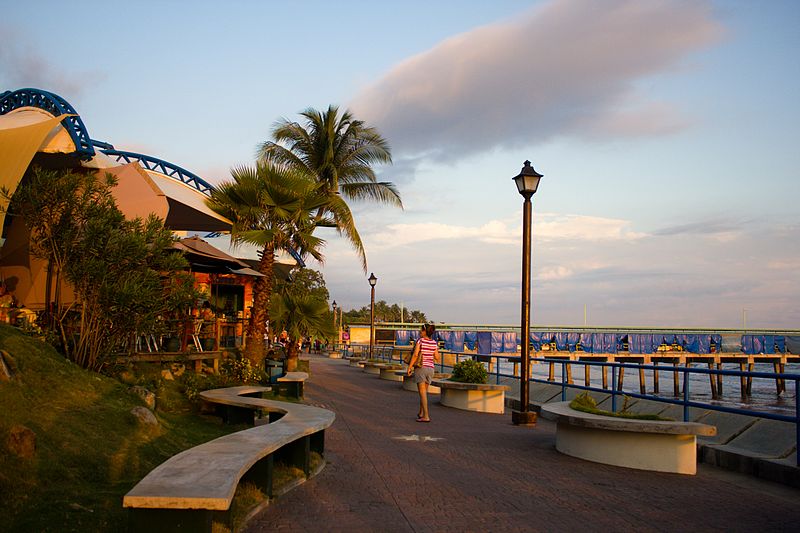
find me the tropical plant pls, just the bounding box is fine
[269,281,336,371]
[258,105,402,271]
[6,167,197,369]
[206,163,338,364]
[450,359,488,384]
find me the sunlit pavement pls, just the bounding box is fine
[244,355,800,533]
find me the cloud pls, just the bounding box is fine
[350,0,723,162]
[367,212,644,249]
[0,25,104,99]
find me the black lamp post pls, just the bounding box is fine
[512,160,542,426]
[368,273,377,360]
[332,300,338,346]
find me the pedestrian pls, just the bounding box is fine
[407,323,439,422]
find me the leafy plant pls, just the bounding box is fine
[450,359,488,384]
[5,167,197,369]
[569,392,671,421]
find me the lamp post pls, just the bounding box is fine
[512,160,542,427]
[332,300,338,346]
[368,273,377,360]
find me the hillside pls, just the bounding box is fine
[0,324,238,532]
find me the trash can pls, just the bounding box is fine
[265,359,284,384]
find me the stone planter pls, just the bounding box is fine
[540,401,716,475]
[399,372,451,393]
[433,379,510,414]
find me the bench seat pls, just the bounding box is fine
[277,371,309,398]
[124,386,334,530]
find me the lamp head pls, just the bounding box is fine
[512,160,543,198]
[368,273,378,287]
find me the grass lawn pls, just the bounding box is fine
[0,324,257,532]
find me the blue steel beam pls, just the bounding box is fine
[99,149,214,195]
[0,88,96,160]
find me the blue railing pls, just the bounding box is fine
[99,149,214,195]
[348,343,799,466]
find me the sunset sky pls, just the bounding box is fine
[2,0,798,328]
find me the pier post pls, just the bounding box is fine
[584,364,590,387]
[602,365,608,389]
[638,365,646,395]
[672,363,680,397]
[653,362,660,395]
[739,363,747,399]
[708,362,718,400]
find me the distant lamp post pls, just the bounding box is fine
[368,273,378,360]
[512,160,542,427]
[332,300,338,345]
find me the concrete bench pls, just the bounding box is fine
[540,401,716,475]
[376,363,404,381]
[277,371,309,399]
[124,386,335,531]
[361,361,383,375]
[432,379,510,414]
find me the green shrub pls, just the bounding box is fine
[569,392,671,421]
[450,359,488,384]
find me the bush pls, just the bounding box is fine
[450,359,488,384]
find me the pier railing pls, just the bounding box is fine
[344,343,799,467]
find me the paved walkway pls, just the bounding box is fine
[244,356,800,533]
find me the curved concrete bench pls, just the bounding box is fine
[398,371,451,393]
[433,379,510,414]
[377,364,404,381]
[541,401,715,475]
[361,361,383,375]
[277,371,308,398]
[124,386,335,531]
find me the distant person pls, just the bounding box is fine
[0,284,15,323]
[406,323,439,422]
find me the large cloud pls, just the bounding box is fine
[350,0,723,161]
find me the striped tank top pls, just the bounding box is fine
[417,337,437,368]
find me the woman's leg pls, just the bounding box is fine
[417,382,430,420]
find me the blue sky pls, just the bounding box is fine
[2,0,798,328]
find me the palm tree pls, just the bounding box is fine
[270,283,336,371]
[207,163,346,363]
[258,105,402,272]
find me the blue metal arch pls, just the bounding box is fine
[0,88,96,160]
[100,149,214,195]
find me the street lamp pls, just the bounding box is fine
[512,160,542,427]
[368,273,377,360]
[332,300,338,346]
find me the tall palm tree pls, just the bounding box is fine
[258,105,402,272]
[207,163,347,362]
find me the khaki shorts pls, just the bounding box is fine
[414,366,434,384]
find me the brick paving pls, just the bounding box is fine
[243,355,800,533]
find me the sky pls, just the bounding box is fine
[2,0,798,329]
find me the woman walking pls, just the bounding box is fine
[407,323,439,422]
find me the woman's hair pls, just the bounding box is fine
[421,323,435,337]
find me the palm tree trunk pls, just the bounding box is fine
[285,336,299,372]
[245,241,275,366]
